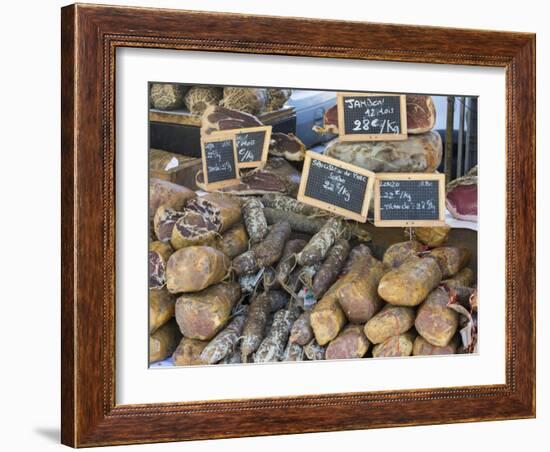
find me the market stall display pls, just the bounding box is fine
[147,85,479,367]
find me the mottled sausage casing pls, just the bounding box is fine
[378,256,442,306]
[372,331,416,358]
[364,305,416,344]
[311,239,350,299]
[412,336,457,356]
[382,240,423,269]
[310,277,350,345]
[200,308,248,364]
[337,254,387,323]
[149,319,181,363]
[296,217,345,267]
[172,338,208,366]
[304,339,326,360]
[218,223,249,259]
[254,308,298,362]
[427,247,471,278]
[415,288,459,347]
[149,241,174,290]
[149,288,175,334]
[232,222,291,276]
[289,311,314,346]
[274,239,307,287]
[241,293,272,362]
[442,267,475,288]
[174,282,241,341]
[242,198,268,244]
[325,325,370,360]
[166,246,230,293]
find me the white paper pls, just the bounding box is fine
[164,156,179,171]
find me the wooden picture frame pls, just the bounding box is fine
[61,3,535,447]
[298,151,375,222]
[336,92,408,141]
[212,125,272,169]
[200,133,240,190]
[374,173,446,227]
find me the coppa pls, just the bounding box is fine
[344,97,385,108]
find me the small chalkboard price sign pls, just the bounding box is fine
[337,92,408,142]
[297,151,375,222]
[374,173,446,227]
[200,134,240,190]
[214,125,272,168]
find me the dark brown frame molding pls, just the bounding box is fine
[61,3,536,447]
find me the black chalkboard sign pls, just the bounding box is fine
[201,135,240,190]
[298,151,374,222]
[374,174,445,226]
[337,93,408,141]
[233,126,271,168]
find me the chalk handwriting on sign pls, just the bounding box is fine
[201,136,240,190]
[337,93,408,141]
[315,159,365,204]
[236,134,259,162]
[213,126,271,168]
[344,98,401,134]
[235,126,271,167]
[374,174,445,226]
[298,151,374,222]
[379,180,437,212]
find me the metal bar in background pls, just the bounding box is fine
[464,97,471,173]
[444,96,455,184]
[464,97,478,173]
[457,96,466,177]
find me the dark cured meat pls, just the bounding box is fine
[261,193,326,217]
[273,239,307,288]
[242,198,268,243]
[149,241,173,289]
[254,308,298,362]
[241,293,271,362]
[269,133,306,161]
[264,208,326,235]
[196,168,292,196]
[296,218,345,267]
[170,210,218,249]
[311,239,350,299]
[254,222,292,268]
[341,244,372,275]
[149,178,196,220]
[289,311,313,346]
[446,183,478,221]
[232,222,291,276]
[153,206,185,243]
[315,95,436,135]
[406,95,436,133]
[201,105,262,135]
[186,193,242,234]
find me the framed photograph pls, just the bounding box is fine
[61,3,535,447]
